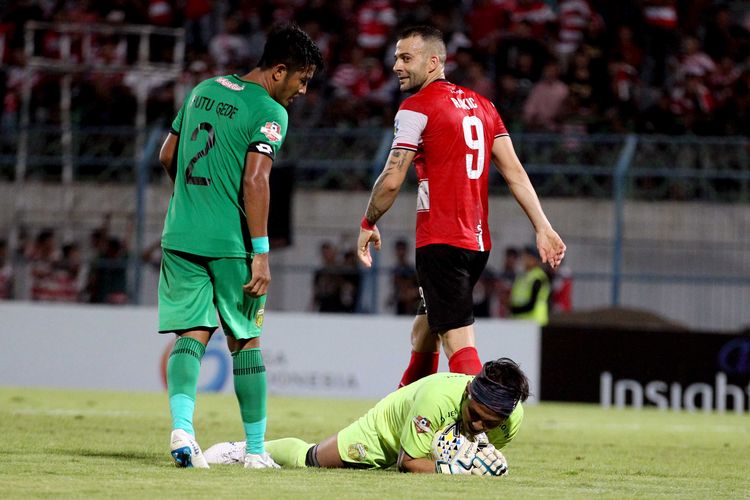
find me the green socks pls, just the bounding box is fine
[167,337,206,436]
[233,348,267,455]
[168,340,271,455]
[265,438,314,467]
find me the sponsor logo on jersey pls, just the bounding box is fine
[260,121,282,142]
[215,77,245,91]
[347,443,368,461]
[255,308,265,328]
[413,415,432,433]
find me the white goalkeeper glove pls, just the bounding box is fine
[435,438,479,474]
[470,444,508,477]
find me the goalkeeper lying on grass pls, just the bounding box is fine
[205,358,529,475]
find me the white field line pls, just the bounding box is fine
[12,408,148,417]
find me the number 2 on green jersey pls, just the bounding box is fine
[185,122,215,186]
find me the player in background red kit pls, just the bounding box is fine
[356,26,566,387]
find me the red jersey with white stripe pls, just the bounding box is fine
[392,80,508,251]
[643,2,677,30]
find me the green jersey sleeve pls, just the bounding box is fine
[399,375,467,460]
[247,105,288,159]
[170,104,184,135]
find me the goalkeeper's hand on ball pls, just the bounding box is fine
[470,444,508,477]
[435,438,479,474]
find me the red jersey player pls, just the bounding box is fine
[357,26,566,387]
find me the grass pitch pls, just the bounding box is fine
[1,387,748,499]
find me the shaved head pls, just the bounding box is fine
[397,26,446,65]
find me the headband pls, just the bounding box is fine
[469,368,520,417]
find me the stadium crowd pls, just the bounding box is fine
[0,0,746,307]
[0,215,131,303]
[308,239,571,319]
[1,0,749,136]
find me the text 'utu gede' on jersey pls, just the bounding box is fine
[162,75,288,258]
[391,80,508,252]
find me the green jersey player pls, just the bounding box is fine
[158,23,323,470]
[205,358,530,474]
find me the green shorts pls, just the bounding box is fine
[336,411,397,469]
[158,248,266,339]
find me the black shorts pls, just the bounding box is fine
[415,244,490,333]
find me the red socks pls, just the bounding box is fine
[448,346,482,375]
[398,347,482,388]
[398,351,439,388]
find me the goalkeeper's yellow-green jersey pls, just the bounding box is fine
[162,75,288,257]
[340,372,524,467]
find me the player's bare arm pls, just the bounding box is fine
[158,132,179,183]
[358,148,416,267]
[397,449,437,473]
[491,136,566,268]
[366,148,414,223]
[242,151,273,297]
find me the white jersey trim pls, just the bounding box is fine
[417,179,430,212]
[392,109,428,150]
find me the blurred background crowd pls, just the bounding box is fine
[309,238,571,322]
[0,0,748,328]
[1,0,750,135]
[0,214,132,303]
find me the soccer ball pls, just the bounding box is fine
[431,421,469,462]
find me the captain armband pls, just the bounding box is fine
[248,142,275,160]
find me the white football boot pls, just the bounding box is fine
[204,441,247,465]
[244,452,281,469]
[170,429,209,468]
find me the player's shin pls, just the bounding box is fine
[232,348,267,455]
[399,351,440,388]
[167,336,206,435]
[264,438,315,467]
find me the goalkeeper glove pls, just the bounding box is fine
[435,438,478,475]
[470,444,508,477]
[435,460,472,475]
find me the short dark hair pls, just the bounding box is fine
[257,22,324,73]
[398,25,444,44]
[397,25,447,64]
[483,357,530,403]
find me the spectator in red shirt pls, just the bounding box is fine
[0,239,13,300]
[509,0,556,41]
[556,0,592,61]
[641,0,680,86]
[356,0,397,57]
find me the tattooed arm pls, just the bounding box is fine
[365,148,415,225]
[357,148,416,267]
